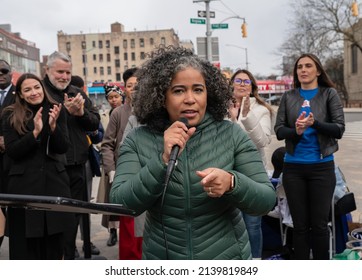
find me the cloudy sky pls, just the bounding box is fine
[2,0,291,76]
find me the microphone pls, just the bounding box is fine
[161,117,188,259]
[167,117,189,170]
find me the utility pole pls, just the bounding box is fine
[193,0,215,62]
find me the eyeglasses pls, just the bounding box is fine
[233,78,251,85]
[0,68,10,75]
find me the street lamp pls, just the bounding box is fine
[220,16,247,37]
[225,44,249,70]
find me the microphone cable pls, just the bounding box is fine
[160,161,176,259]
[160,118,188,259]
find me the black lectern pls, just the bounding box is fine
[0,193,136,259]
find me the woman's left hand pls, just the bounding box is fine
[241,95,250,117]
[295,111,314,135]
[49,103,62,132]
[196,168,233,198]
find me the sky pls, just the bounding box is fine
[2,0,291,77]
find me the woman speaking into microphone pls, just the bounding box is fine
[110,46,276,260]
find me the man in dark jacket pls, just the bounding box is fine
[43,51,100,259]
[0,59,16,250]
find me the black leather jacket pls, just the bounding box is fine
[274,87,345,158]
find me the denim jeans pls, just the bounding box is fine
[242,212,262,258]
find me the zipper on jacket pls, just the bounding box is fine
[183,149,193,260]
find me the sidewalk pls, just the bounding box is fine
[1,134,361,260]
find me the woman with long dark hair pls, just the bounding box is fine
[2,73,74,259]
[229,69,273,259]
[274,53,345,259]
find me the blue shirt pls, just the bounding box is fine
[285,88,333,164]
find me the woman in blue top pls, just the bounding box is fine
[274,53,345,260]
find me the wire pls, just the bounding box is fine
[160,162,176,260]
[219,0,239,17]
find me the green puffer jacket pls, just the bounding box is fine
[110,113,276,259]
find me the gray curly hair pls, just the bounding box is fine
[133,46,233,132]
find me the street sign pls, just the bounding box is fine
[196,37,220,62]
[190,18,206,24]
[211,23,229,29]
[198,10,215,18]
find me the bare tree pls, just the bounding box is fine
[278,0,359,104]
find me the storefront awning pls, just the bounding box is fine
[87,86,105,94]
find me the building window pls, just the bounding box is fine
[140,38,144,47]
[66,42,71,51]
[123,39,127,48]
[161,37,166,45]
[115,59,120,68]
[82,54,87,64]
[100,67,104,75]
[351,44,358,74]
[93,54,96,61]
[131,52,136,61]
[106,40,110,48]
[140,52,145,60]
[150,38,154,45]
[116,73,121,81]
[131,39,135,48]
[107,66,112,75]
[92,41,96,48]
[114,46,120,54]
[99,40,103,48]
[93,67,97,74]
[107,53,111,62]
[81,41,86,50]
[99,54,103,62]
[124,53,128,61]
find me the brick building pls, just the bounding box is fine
[57,22,185,85]
[0,24,40,80]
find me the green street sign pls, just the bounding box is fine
[190,18,206,24]
[211,23,229,29]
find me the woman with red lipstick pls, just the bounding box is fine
[2,73,73,259]
[110,46,276,260]
[274,53,345,259]
[229,69,273,259]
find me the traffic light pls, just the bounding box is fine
[241,22,247,38]
[352,1,359,17]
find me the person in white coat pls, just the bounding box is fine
[229,69,274,259]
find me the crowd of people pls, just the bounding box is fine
[0,46,345,260]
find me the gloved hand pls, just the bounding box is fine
[108,170,115,184]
